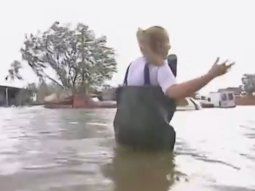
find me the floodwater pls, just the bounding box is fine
[0,106,254,191]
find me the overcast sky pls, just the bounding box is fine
[0,0,254,93]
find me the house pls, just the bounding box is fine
[209,91,236,108]
[101,87,117,101]
[0,85,31,106]
[195,91,236,108]
[218,87,242,96]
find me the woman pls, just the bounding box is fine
[114,26,234,151]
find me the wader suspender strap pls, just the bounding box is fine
[123,63,151,86]
[123,64,131,86]
[144,63,151,85]
[124,54,177,85]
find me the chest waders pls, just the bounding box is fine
[114,55,177,151]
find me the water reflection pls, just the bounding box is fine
[103,147,176,191]
[1,107,255,190]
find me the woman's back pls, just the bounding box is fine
[114,55,178,151]
[126,56,176,94]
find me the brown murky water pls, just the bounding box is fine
[0,106,254,191]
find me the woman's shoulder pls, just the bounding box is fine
[130,56,146,67]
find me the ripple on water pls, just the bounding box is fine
[0,106,255,191]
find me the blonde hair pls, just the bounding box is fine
[136,26,170,55]
[137,26,169,44]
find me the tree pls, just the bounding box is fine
[9,21,117,94]
[5,60,23,81]
[241,74,255,95]
[26,83,37,93]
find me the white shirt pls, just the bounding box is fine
[126,57,176,94]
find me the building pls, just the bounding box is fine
[101,87,117,101]
[218,87,242,96]
[209,91,236,108]
[0,85,31,106]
